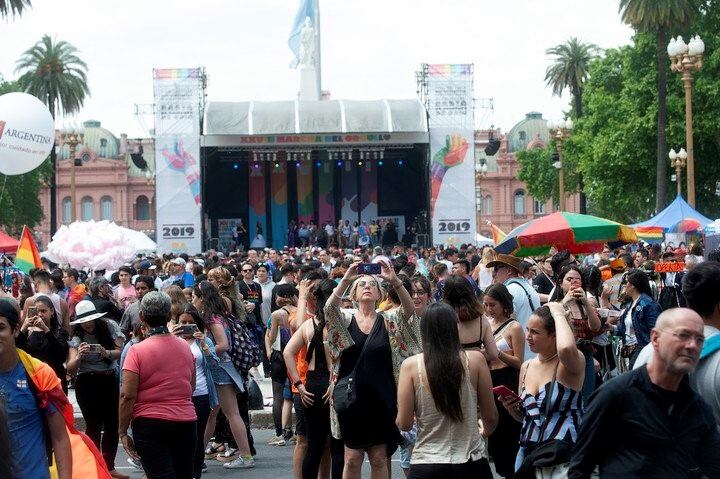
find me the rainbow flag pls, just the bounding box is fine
[488,221,507,245]
[634,226,664,244]
[15,226,41,274]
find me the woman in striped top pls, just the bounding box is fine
[499,302,585,477]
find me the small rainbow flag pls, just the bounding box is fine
[634,226,664,244]
[15,226,42,274]
[487,221,507,245]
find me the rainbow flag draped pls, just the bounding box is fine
[487,221,507,245]
[15,226,42,274]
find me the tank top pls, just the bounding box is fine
[411,353,485,465]
[461,318,483,350]
[493,319,515,353]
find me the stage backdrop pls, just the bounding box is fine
[154,67,203,253]
[426,64,476,246]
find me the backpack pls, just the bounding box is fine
[225,313,262,375]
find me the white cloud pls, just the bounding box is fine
[0,0,633,138]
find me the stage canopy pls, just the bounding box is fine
[203,99,428,141]
[632,195,713,241]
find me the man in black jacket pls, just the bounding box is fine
[568,308,720,478]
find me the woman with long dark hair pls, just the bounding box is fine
[614,269,661,368]
[441,275,498,361]
[16,295,69,392]
[396,302,497,477]
[483,284,524,478]
[67,300,126,478]
[549,265,601,401]
[192,281,254,469]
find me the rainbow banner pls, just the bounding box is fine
[270,163,288,249]
[488,221,507,246]
[297,162,314,224]
[634,226,664,244]
[16,226,41,274]
[248,162,267,242]
[317,162,335,225]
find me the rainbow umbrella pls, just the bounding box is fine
[495,212,638,257]
[669,218,702,233]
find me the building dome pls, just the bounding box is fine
[507,112,549,153]
[58,120,120,161]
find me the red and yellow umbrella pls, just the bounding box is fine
[494,212,637,257]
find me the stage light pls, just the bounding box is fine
[253,152,258,161]
[254,163,259,169]
[233,163,239,170]
[380,151,384,160]
[358,161,363,166]
[274,162,280,168]
[295,161,301,167]
[316,161,321,167]
[336,161,342,167]
[378,160,383,166]
[398,160,404,166]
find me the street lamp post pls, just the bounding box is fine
[60,126,84,222]
[668,35,704,208]
[548,118,573,211]
[668,148,688,196]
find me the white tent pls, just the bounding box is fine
[476,233,494,246]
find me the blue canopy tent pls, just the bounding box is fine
[632,195,713,243]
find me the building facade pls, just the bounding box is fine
[38,120,156,248]
[474,112,579,238]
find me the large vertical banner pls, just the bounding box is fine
[340,162,358,224]
[248,161,267,242]
[296,162,314,224]
[359,162,378,225]
[270,163,288,250]
[317,163,335,225]
[154,68,203,254]
[426,64,476,246]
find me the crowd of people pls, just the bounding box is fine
[1,238,720,478]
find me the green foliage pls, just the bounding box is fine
[0,0,31,19]
[545,38,600,111]
[619,0,697,31]
[0,77,48,235]
[517,143,580,206]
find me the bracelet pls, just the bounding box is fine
[118,432,128,438]
[293,379,303,388]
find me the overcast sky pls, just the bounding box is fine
[0,0,634,138]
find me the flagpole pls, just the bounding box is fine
[314,0,322,98]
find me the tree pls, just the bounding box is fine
[516,143,580,208]
[545,37,600,213]
[619,0,697,212]
[0,0,31,18]
[15,34,90,237]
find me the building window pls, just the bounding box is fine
[533,198,546,215]
[518,131,526,141]
[514,190,526,215]
[481,195,493,215]
[100,139,107,147]
[136,195,150,221]
[100,196,113,221]
[61,197,71,223]
[81,196,94,221]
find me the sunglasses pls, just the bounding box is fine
[242,269,254,273]
[356,280,378,288]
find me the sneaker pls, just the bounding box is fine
[223,456,255,469]
[286,434,297,445]
[216,447,239,462]
[269,436,286,446]
[266,434,283,445]
[205,442,226,459]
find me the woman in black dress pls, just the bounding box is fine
[325,260,420,479]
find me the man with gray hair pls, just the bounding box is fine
[119,276,156,338]
[569,308,720,478]
[138,290,172,320]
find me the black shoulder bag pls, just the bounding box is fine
[332,314,376,414]
[515,363,574,479]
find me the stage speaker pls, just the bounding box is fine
[484,138,501,156]
[130,144,148,170]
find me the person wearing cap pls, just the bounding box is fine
[488,253,541,361]
[66,300,127,479]
[164,257,195,289]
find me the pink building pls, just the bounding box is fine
[38,120,156,248]
[474,112,579,237]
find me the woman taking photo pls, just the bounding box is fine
[441,275,498,361]
[396,302,498,478]
[16,295,70,392]
[173,303,220,479]
[549,265,601,401]
[483,284,524,478]
[67,300,126,478]
[410,275,432,318]
[192,281,254,469]
[499,303,585,478]
[325,260,420,479]
[119,292,197,479]
[614,269,661,368]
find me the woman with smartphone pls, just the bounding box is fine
[67,300,126,479]
[16,296,70,392]
[483,284,524,478]
[396,302,498,477]
[174,304,220,479]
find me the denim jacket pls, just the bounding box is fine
[197,336,220,409]
[616,293,661,348]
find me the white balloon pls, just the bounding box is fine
[0,92,55,175]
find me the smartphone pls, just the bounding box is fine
[492,385,522,402]
[88,344,104,352]
[357,263,381,275]
[178,324,199,335]
[28,306,37,317]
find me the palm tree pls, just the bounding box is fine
[619,0,696,212]
[0,0,31,18]
[545,37,599,213]
[15,35,89,236]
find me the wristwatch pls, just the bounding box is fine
[293,379,303,388]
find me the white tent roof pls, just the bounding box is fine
[204,99,428,136]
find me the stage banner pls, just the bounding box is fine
[154,67,203,254]
[271,163,289,250]
[426,64,476,246]
[297,162,314,225]
[360,162,378,225]
[340,162,358,223]
[248,162,267,244]
[317,162,335,226]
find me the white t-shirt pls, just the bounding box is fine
[190,341,208,397]
[505,278,541,360]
